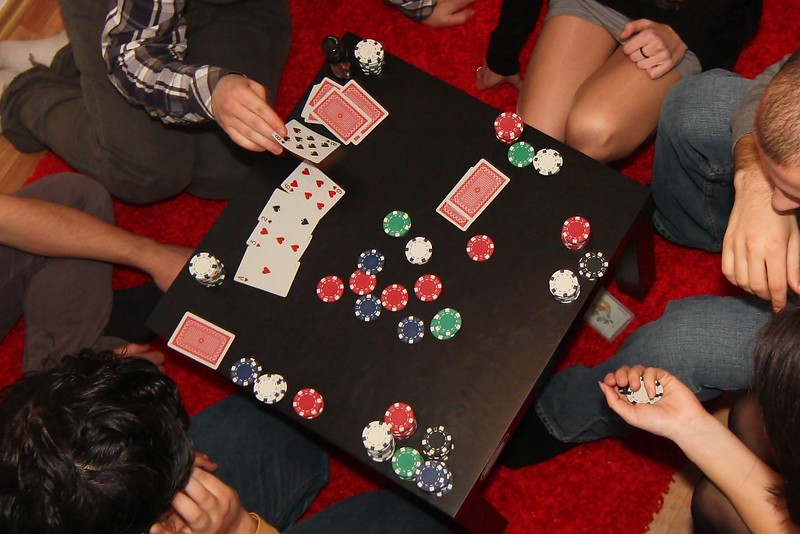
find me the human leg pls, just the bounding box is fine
[651,70,752,251]
[477,0,542,90]
[516,15,617,140]
[564,47,683,162]
[0,31,68,72]
[189,394,329,531]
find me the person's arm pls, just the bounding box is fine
[0,194,190,292]
[384,0,476,27]
[600,366,793,533]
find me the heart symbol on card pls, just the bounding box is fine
[277,237,285,244]
[290,179,299,188]
[316,202,325,211]
[316,180,325,188]
[327,189,337,198]
[262,267,270,274]
[260,228,268,235]
[291,244,300,252]
[305,192,312,200]
[302,168,310,176]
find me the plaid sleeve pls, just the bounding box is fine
[384,0,438,22]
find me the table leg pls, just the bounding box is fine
[455,492,508,533]
[614,199,655,301]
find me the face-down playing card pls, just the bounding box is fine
[167,311,235,369]
[437,159,511,230]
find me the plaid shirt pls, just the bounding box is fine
[101,0,232,124]
[385,0,438,22]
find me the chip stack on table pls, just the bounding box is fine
[493,111,523,144]
[415,460,453,497]
[189,251,225,287]
[384,402,418,439]
[430,308,462,340]
[229,357,261,387]
[397,316,425,344]
[578,251,609,280]
[293,388,325,419]
[253,373,288,404]
[354,38,385,75]
[532,148,563,175]
[548,269,581,304]
[421,425,453,461]
[362,421,396,462]
[561,216,591,250]
[392,447,424,481]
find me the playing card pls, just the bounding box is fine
[311,89,371,144]
[167,311,235,369]
[436,159,510,231]
[302,78,342,123]
[246,220,312,258]
[280,163,345,219]
[257,189,319,235]
[584,288,634,341]
[340,80,388,144]
[234,245,301,297]
[272,119,341,164]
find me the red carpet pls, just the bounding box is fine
[4,0,800,531]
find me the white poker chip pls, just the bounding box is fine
[621,376,665,404]
[548,269,580,303]
[354,39,384,64]
[532,148,563,176]
[188,252,225,286]
[405,237,433,265]
[253,373,287,404]
[362,421,394,451]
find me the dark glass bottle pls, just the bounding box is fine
[322,35,352,80]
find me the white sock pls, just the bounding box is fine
[0,30,69,72]
[0,68,19,133]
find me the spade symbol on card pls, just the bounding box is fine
[301,218,309,225]
[272,205,281,213]
[295,144,304,150]
[293,127,302,134]
[311,151,319,156]
[321,142,330,148]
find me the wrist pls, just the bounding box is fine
[248,512,280,534]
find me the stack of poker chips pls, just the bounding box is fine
[362,421,396,462]
[548,269,581,304]
[384,402,418,439]
[354,38,385,75]
[493,111,523,144]
[188,251,225,287]
[392,447,424,481]
[421,425,453,461]
[578,251,609,280]
[561,215,591,250]
[415,459,454,497]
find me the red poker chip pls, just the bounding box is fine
[414,274,443,302]
[316,275,344,303]
[466,234,495,262]
[380,284,409,312]
[494,112,523,143]
[384,402,417,437]
[293,388,324,419]
[561,216,591,245]
[349,269,377,295]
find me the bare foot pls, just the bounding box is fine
[475,62,522,91]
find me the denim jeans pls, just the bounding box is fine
[190,394,450,533]
[650,69,753,252]
[535,295,772,442]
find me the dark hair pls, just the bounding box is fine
[755,49,800,167]
[0,350,194,534]
[753,308,800,524]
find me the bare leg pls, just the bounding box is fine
[565,47,682,162]
[516,16,616,141]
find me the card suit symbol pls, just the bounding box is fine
[291,244,300,252]
[238,276,249,282]
[310,151,319,156]
[327,189,337,198]
[292,127,302,133]
[306,135,315,140]
[316,202,325,211]
[276,237,285,244]
[302,168,310,176]
[295,144,304,150]
[301,218,309,225]
[272,205,281,212]
[321,142,330,148]
[262,267,270,275]
[304,192,312,200]
[290,179,299,187]
[308,143,317,149]
[260,228,268,235]
[294,136,303,142]
[316,179,325,188]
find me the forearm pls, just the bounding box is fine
[733,133,772,197]
[731,53,792,148]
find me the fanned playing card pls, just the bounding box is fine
[280,163,345,219]
[302,78,342,123]
[167,312,235,369]
[310,90,370,144]
[234,245,301,298]
[437,159,510,230]
[272,119,340,164]
[340,80,389,144]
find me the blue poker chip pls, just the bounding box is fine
[397,316,425,344]
[229,357,261,387]
[434,469,453,497]
[354,294,382,322]
[357,249,385,275]
[415,460,447,492]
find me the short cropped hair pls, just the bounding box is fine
[755,50,800,167]
[753,308,800,525]
[0,351,194,534]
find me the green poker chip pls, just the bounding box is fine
[383,210,412,237]
[507,141,535,168]
[392,447,423,480]
[430,308,462,340]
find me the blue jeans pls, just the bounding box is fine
[650,69,753,252]
[190,395,450,533]
[535,295,772,442]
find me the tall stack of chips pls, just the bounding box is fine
[384,402,418,439]
[421,425,453,461]
[392,447,423,481]
[493,112,523,144]
[561,216,591,250]
[415,459,453,497]
[188,251,225,287]
[354,39,385,75]
[548,269,581,304]
[362,421,395,462]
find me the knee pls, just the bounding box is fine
[563,111,621,162]
[658,72,731,147]
[29,172,115,223]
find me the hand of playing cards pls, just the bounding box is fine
[236,162,345,297]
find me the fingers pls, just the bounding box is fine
[212,76,286,154]
[619,18,651,40]
[423,0,476,27]
[194,451,219,472]
[787,231,800,299]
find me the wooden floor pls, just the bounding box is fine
[0,1,717,531]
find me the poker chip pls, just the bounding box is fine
[381,284,409,311]
[493,111,524,144]
[354,294,382,321]
[293,388,324,419]
[548,269,581,303]
[532,148,563,175]
[188,252,225,287]
[561,216,591,250]
[397,316,425,344]
[354,38,386,75]
[392,447,423,481]
[385,402,417,438]
[316,275,345,302]
[229,357,261,387]
[430,308,462,340]
[619,376,664,404]
[421,426,454,461]
[413,274,442,302]
[434,469,454,497]
[383,211,412,237]
[466,234,495,262]
[349,269,378,296]
[357,249,385,275]
[507,141,535,167]
[405,237,433,265]
[415,460,448,492]
[362,420,395,462]
[578,251,609,280]
[253,373,287,404]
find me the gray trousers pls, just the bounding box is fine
[0,173,122,373]
[0,0,291,203]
